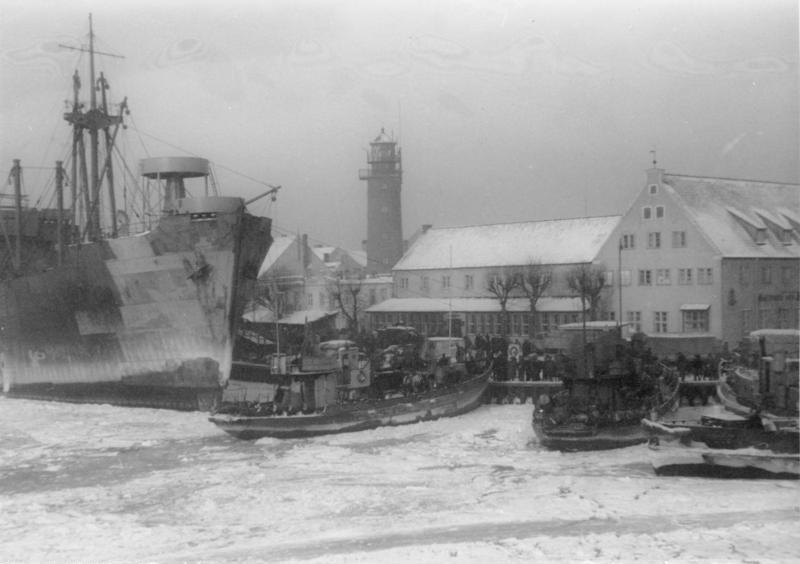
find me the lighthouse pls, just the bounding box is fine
[359,128,403,274]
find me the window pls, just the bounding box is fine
[678,268,693,285]
[512,314,522,336]
[421,276,429,291]
[761,266,772,284]
[671,231,687,248]
[621,269,632,286]
[306,293,313,307]
[697,268,713,285]
[442,275,451,289]
[656,268,671,285]
[541,313,551,333]
[621,233,635,249]
[741,309,752,334]
[739,265,750,286]
[369,289,377,305]
[649,184,658,194]
[682,309,709,332]
[465,274,474,290]
[468,314,476,334]
[627,311,642,333]
[399,277,409,289]
[656,206,665,218]
[654,311,668,333]
[638,269,652,286]
[647,232,661,248]
[782,266,795,286]
[643,206,652,219]
[380,288,387,301]
[604,271,614,285]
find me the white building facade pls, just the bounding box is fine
[366,216,621,343]
[594,167,800,354]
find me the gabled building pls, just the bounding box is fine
[257,234,329,315]
[254,234,392,342]
[595,167,800,354]
[366,216,621,342]
[311,245,366,279]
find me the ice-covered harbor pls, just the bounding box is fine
[1,398,798,563]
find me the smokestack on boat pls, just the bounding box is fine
[140,156,210,212]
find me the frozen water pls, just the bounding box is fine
[0,398,798,563]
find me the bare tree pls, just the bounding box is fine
[520,260,552,338]
[565,264,608,376]
[328,275,366,337]
[565,264,607,322]
[486,269,521,336]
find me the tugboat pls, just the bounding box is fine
[0,16,275,410]
[717,329,799,420]
[532,326,680,451]
[209,329,492,439]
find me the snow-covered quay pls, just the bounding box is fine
[0,398,798,563]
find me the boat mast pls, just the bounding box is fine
[61,13,125,242]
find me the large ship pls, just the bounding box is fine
[0,16,274,410]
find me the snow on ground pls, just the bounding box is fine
[0,398,798,563]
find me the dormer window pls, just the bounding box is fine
[649,184,658,194]
[643,206,652,219]
[728,207,769,245]
[656,206,665,218]
[780,229,793,245]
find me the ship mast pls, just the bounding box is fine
[61,14,125,242]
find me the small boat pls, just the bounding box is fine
[532,329,681,451]
[717,329,799,419]
[642,413,799,454]
[646,437,799,480]
[209,345,491,439]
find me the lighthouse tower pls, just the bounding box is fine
[359,128,403,274]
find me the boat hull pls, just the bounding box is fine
[1,206,271,411]
[649,443,800,480]
[642,417,799,454]
[209,371,490,439]
[532,419,654,451]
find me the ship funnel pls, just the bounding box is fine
[140,156,210,212]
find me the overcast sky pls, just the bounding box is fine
[1,0,797,250]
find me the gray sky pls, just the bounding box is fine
[1,0,797,250]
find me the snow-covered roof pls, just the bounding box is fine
[242,306,336,325]
[258,235,296,277]
[350,250,367,267]
[664,175,800,258]
[311,246,336,261]
[278,309,336,325]
[372,128,394,143]
[393,216,621,271]
[366,297,585,313]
